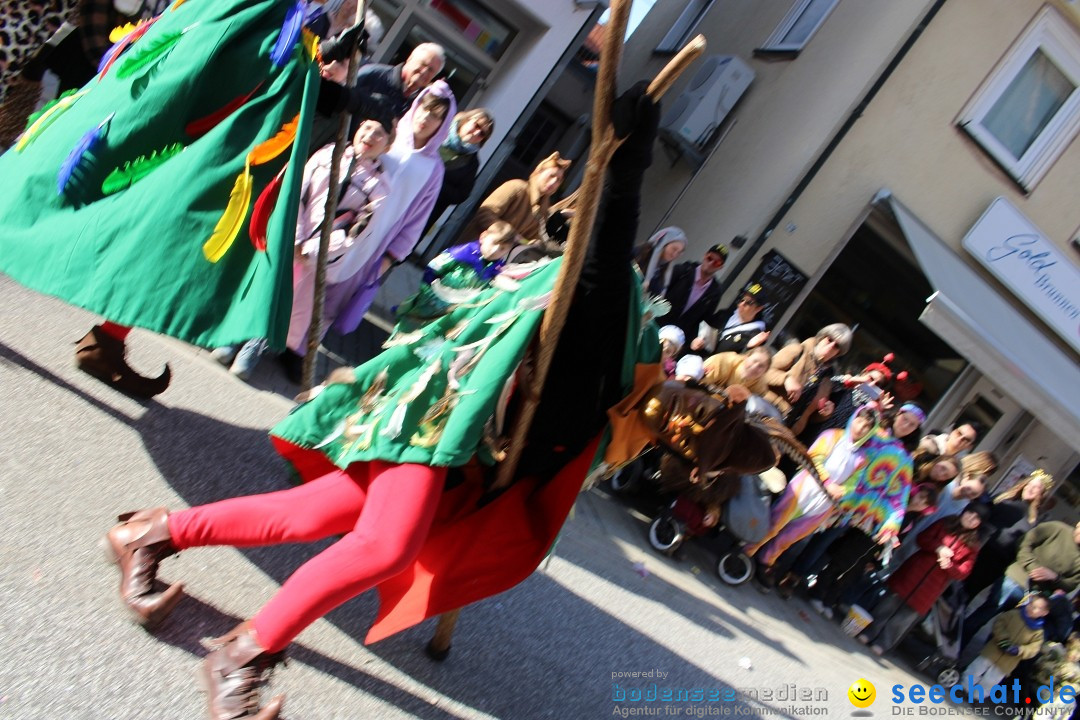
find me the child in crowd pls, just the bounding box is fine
[702,346,774,398]
[673,354,705,387]
[213,115,394,379]
[915,455,961,488]
[857,503,988,655]
[393,220,520,331]
[964,595,1049,688]
[828,485,942,613]
[899,483,939,540]
[658,325,685,377]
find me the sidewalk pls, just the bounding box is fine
[0,273,935,719]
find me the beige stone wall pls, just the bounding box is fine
[739,0,1080,289]
[624,0,934,271]
[628,0,1080,314]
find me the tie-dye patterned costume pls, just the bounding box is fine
[832,429,914,544]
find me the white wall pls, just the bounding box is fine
[470,1,601,167]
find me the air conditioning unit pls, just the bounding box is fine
[660,54,754,149]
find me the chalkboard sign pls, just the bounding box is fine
[738,250,808,327]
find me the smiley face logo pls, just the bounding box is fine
[848,679,876,708]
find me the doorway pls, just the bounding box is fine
[782,220,967,410]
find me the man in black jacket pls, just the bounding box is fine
[313,41,446,148]
[654,244,727,354]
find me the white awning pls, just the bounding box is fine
[881,192,1080,451]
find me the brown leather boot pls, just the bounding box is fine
[75,325,171,398]
[103,507,184,627]
[201,621,286,720]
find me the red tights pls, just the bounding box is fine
[167,461,446,652]
[98,321,131,340]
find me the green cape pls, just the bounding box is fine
[271,259,660,469]
[0,0,318,348]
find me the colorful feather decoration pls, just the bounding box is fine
[98,18,157,80]
[202,167,254,262]
[170,0,189,10]
[203,114,300,262]
[22,89,79,129]
[101,142,184,195]
[184,83,263,139]
[248,166,286,251]
[115,28,187,79]
[57,113,113,196]
[98,35,126,73]
[270,1,305,67]
[109,22,138,43]
[246,114,299,166]
[16,90,88,152]
[301,28,319,61]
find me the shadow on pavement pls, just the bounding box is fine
[132,403,811,719]
[4,336,814,720]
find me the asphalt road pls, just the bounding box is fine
[0,273,931,719]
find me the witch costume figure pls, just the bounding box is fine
[96,82,792,720]
[0,0,320,396]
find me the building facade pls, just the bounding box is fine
[626,0,1080,516]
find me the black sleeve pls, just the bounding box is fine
[438,155,480,207]
[316,77,346,116]
[319,23,366,63]
[521,81,660,477]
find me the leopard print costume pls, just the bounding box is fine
[0,0,79,103]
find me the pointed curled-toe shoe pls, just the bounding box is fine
[75,325,171,398]
[201,621,286,720]
[103,507,184,627]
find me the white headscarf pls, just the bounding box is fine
[658,325,686,353]
[675,354,704,382]
[643,226,687,296]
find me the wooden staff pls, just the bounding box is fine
[302,0,369,392]
[425,12,704,662]
[491,8,704,491]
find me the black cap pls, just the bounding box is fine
[707,243,728,260]
[962,501,992,524]
[741,282,767,305]
[351,109,396,138]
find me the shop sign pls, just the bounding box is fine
[962,197,1080,354]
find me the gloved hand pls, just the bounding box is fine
[321,23,370,64]
[609,80,661,183]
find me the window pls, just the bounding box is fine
[424,0,515,60]
[758,0,839,53]
[655,0,715,54]
[958,7,1080,190]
